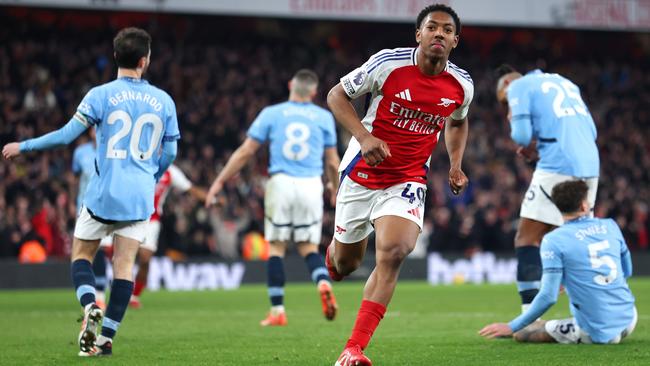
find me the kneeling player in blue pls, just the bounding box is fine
[2,28,179,356]
[479,180,637,344]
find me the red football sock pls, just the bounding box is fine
[133,280,146,297]
[345,300,387,350]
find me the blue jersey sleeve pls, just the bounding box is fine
[247,107,272,143]
[74,88,102,127]
[507,79,533,146]
[508,271,562,332]
[20,118,88,152]
[323,112,337,148]
[540,235,564,273]
[607,219,633,278]
[163,97,180,141]
[155,140,177,182]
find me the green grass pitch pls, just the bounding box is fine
[0,279,648,365]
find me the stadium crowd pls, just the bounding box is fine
[0,8,648,260]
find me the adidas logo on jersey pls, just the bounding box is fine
[437,97,455,107]
[394,89,412,101]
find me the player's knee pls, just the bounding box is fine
[377,244,411,268]
[112,258,135,280]
[514,231,538,247]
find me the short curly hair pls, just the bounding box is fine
[113,27,151,69]
[551,180,589,214]
[416,4,461,35]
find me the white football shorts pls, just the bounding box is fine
[334,177,426,244]
[141,219,162,252]
[520,169,598,226]
[74,206,149,243]
[545,307,637,344]
[264,173,323,244]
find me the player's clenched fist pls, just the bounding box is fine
[358,134,391,167]
[448,166,468,195]
[2,142,20,160]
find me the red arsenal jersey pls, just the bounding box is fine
[339,47,473,189]
[151,164,192,222]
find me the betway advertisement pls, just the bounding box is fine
[3,251,650,289]
[146,257,245,291]
[141,252,517,291]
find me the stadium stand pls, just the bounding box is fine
[0,7,648,259]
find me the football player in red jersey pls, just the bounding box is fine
[129,165,207,308]
[326,4,473,365]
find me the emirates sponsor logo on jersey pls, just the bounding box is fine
[388,101,445,134]
[335,225,347,234]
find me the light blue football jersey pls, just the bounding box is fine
[540,216,635,343]
[507,70,599,177]
[247,101,337,177]
[74,77,180,221]
[71,141,96,211]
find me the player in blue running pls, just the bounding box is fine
[495,65,600,313]
[3,27,180,356]
[205,69,341,326]
[479,180,636,344]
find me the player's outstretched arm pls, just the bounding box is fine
[205,137,260,207]
[327,83,390,167]
[479,271,562,339]
[188,186,208,202]
[445,117,469,195]
[2,118,88,159]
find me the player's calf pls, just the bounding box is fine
[516,245,542,312]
